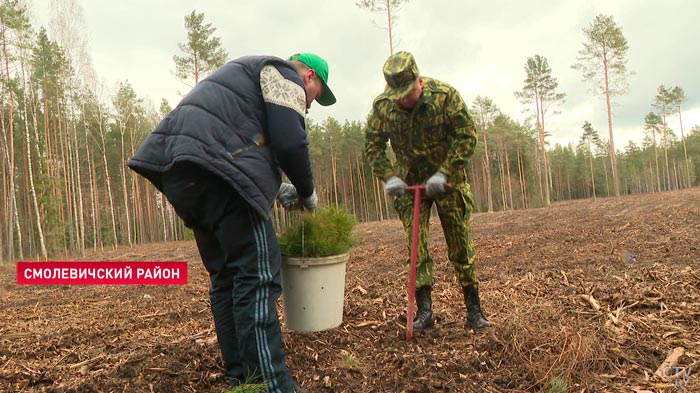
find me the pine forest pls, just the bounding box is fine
[1,2,698,262]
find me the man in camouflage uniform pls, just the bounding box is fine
[365,51,490,331]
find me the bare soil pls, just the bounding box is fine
[1,189,699,392]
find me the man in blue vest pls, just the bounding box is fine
[128,53,336,392]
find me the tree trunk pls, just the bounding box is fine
[66,107,83,254]
[348,156,357,217]
[652,132,661,192]
[90,140,101,249]
[386,0,394,55]
[374,177,382,220]
[600,156,610,196]
[129,122,144,244]
[1,36,22,259]
[119,129,133,246]
[95,105,119,248]
[602,50,620,197]
[22,82,47,258]
[330,137,338,207]
[480,159,488,209]
[1,120,22,261]
[498,145,507,210]
[55,93,72,253]
[483,132,493,212]
[661,107,671,191]
[356,156,369,222]
[77,99,97,250]
[1,138,6,261]
[672,160,679,190]
[677,106,691,188]
[534,143,544,205]
[505,144,514,210]
[71,107,85,255]
[536,97,551,206]
[588,140,596,201]
[517,147,528,209]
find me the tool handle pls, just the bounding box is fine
[404,183,452,342]
[405,187,421,342]
[405,183,452,192]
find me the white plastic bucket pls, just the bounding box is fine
[281,253,348,332]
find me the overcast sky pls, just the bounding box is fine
[29,0,700,149]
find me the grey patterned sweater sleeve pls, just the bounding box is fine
[260,64,314,199]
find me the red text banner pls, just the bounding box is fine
[17,261,188,285]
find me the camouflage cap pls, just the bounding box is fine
[382,51,419,100]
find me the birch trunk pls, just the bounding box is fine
[1,35,22,259]
[70,107,85,254]
[95,105,118,247]
[22,78,47,258]
[119,129,132,246]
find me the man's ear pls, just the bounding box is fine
[307,68,316,81]
[303,68,314,84]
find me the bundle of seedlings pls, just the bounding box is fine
[279,207,358,258]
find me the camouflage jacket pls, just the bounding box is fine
[365,77,477,186]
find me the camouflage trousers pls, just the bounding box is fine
[393,182,478,289]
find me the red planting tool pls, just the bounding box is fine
[403,185,423,342]
[403,184,449,342]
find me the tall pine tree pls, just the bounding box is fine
[572,14,632,198]
[173,10,228,86]
[515,54,566,206]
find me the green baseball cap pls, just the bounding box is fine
[288,53,336,106]
[382,51,420,100]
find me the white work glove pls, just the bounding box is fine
[425,171,448,197]
[276,183,299,209]
[385,176,407,197]
[302,190,318,212]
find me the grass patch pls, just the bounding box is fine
[223,384,267,393]
[547,376,568,393]
[339,350,360,368]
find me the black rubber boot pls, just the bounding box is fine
[462,285,491,329]
[413,286,434,330]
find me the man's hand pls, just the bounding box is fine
[302,190,318,212]
[385,176,407,197]
[277,183,300,209]
[425,172,448,197]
